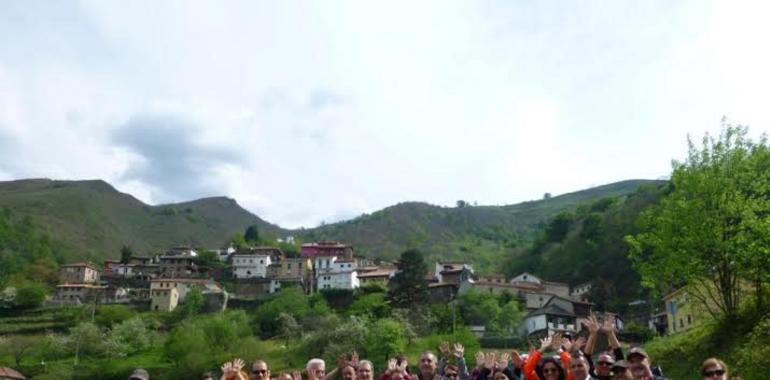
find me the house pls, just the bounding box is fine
[542,281,570,298]
[434,263,474,284]
[267,257,308,282]
[53,284,107,305]
[231,247,279,279]
[301,241,354,260]
[510,272,543,286]
[149,278,224,312]
[158,246,199,278]
[663,286,702,334]
[357,268,396,286]
[233,277,281,299]
[0,367,26,380]
[316,259,359,290]
[649,311,668,336]
[59,262,100,284]
[521,295,594,339]
[570,282,592,302]
[429,282,460,303]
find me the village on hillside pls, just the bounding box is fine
[51,240,688,340]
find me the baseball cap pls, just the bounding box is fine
[130,368,150,380]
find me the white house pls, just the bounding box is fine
[318,271,360,290]
[510,272,543,285]
[232,253,272,279]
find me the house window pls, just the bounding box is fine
[687,315,692,325]
[260,260,264,264]
[679,318,683,328]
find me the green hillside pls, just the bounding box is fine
[0,178,663,268]
[0,179,284,259]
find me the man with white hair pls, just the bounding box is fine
[306,358,326,380]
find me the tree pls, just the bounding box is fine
[14,281,47,309]
[120,245,133,264]
[0,335,37,367]
[456,200,468,208]
[627,123,770,318]
[363,318,408,365]
[244,225,260,243]
[95,305,136,328]
[388,249,429,308]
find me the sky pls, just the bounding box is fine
[1,1,769,229]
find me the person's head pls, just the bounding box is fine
[341,365,356,380]
[569,354,590,380]
[595,353,616,377]
[630,361,653,380]
[537,357,565,380]
[444,365,459,380]
[201,372,215,380]
[277,373,293,380]
[129,368,150,380]
[491,370,509,380]
[358,360,374,380]
[611,361,631,380]
[419,352,438,374]
[251,360,270,380]
[626,348,648,366]
[701,358,728,380]
[307,359,326,379]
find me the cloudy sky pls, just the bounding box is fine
[1,1,769,228]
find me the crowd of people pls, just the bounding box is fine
[126,316,738,380]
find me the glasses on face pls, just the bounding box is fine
[421,359,434,364]
[597,361,613,367]
[253,370,268,375]
[704,369,726,377]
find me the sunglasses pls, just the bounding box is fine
[253,370,268,375]
[703,369,726,377]
[597,361,614,366]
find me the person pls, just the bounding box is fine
[201,372,215,380]
[626,348,667,380]
[568,353,596,380]
[523,333,569,380]
[438,342,469,380]
[307,359,326,380]
[221,359,249,380]
[610,361,631,380]
[418,352,441,380]
[700,358,729,380]
[593,353,616,380]
[251,360,271,380]
[582,315,623,379]
[129,368,150,380]
[358,360,375,380]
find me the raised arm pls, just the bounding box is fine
[582,315,600,356]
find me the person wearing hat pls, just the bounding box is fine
[627,348,667,380]
[610,361,631,380]
[594,353,616,380]
[129,368,150,380]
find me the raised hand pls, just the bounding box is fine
[573,336,586,352]
[585,315,600,334]
[453,343,465,358]
[602,314,616,333]
[397,359,408,373]
[539,336,553,352]
[497,353,510,369]
[292,371,302,380]
[511,350,524,369]
[350,351,360,368]
[560,336,573,353]
[221,359,247,380]
[475,351,485,369]
[483,352,498,369]
[440,341,452,357]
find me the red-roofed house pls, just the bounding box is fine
[0,367,26,380]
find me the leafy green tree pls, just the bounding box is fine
[545,212,574,242]
[104,317,154,357]
[196,250,224,271]
[244,225,260,243]
[388,249,429,308]
[120,245,133,264]
[363,318,408,365]
[347,292,391,319]
[95,304,136,328]
[254,288,310,337]
[627,124,769,318]
[69,321,103,357]
[0,335,37,367]
[14,281,47,309]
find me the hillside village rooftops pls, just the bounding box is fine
[357,269,395,278]
[150,278,214,284]
[56,284,107,289]
[61,262,99,269]
[0,367,26,380]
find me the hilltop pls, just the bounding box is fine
[0,178,664,264]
